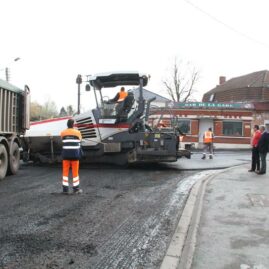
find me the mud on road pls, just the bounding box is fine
[0,163,197,269]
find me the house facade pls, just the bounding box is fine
[149,102,253,149]
[148,70,269,149]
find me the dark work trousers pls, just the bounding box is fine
[203,143,213,155]
[251,147,260,171]
[259,152,267,173]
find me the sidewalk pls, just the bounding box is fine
[171,150,250,171]
[161,163,269,269]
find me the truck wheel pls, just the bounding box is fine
[8,142,20,175]
[0,144,8,180]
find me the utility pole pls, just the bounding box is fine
[1,57,21,82]
[5,67,10,82]
[76,74,82,114]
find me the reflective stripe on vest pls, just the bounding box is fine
[62,137,81,149]
[118,91,128,102]
[60,128,82,160]
[204,131,213,143]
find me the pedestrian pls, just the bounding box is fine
[202,127,214,159]
[248,125,261,172]
[257,125,269,175]
[60,118,83,194]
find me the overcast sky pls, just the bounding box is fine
[1,0,269,112]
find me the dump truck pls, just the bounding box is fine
[22,72,190,165]
[0,79,30,179]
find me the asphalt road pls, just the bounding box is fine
[0,162,195,269]
[0,151,251,269]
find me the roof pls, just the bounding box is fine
[205,70,269,95]
[0,78,23,93]
[132,88,171,102]
[87,72,148,88]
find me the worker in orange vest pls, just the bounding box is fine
[109,87,128,103]
[117,87,128,102]
[60,119,83,194]
[202,127,214,159]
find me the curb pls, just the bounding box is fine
[160,170,220,269]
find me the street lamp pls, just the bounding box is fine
[76,74,82,114]
[0,57,21,82]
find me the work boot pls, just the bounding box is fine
[62,186,69,194]
[201,155,206,160]
[73,189,83,194]
[209,155,213,159]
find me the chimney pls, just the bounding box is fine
[219,76,226,85]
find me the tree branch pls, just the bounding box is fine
[163,58,200,103]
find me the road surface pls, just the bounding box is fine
[0,150,250,269]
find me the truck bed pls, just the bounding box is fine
[0,79,23,134]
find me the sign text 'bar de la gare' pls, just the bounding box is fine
[174,102,253,109]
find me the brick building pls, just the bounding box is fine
[203,70,269,103]
[150,102,253,149]
[149,70,269,149]
[202,69,269,132]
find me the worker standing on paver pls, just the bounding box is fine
[202,127,214,159]
[60,118,83,194]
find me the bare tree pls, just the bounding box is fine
[59,107,67,117]
[30,101,43,121]
[42,100,58,119]
[30,100,58,121]
[163,59,200,102]
[66,105,74,116]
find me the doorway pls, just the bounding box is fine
[199,119,214,144]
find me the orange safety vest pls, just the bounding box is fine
[203,131,213,143]
[60,128,82,160]
[118,91,128,102]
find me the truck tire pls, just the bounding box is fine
[0,144,8,180]
[8,142,20,175]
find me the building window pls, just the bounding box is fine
[209,93,215,102]
[223,121,243,136]
[176,119,191,134]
